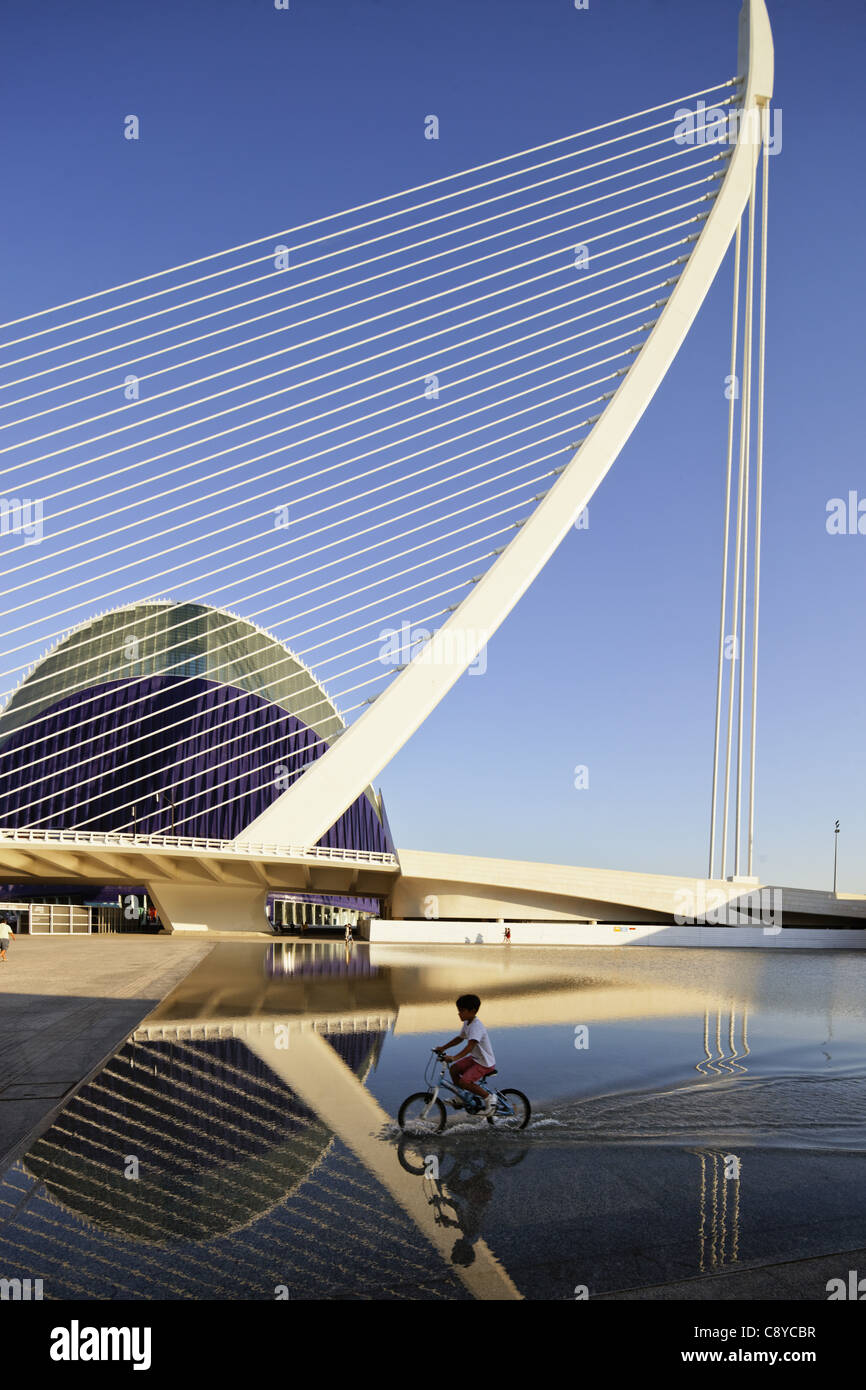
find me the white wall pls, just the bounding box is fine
[364,920,866,949]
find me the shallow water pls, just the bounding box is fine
[0,940,864,1299]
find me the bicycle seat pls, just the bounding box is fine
[487,1068,498,1076]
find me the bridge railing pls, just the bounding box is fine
[0,826,399,867]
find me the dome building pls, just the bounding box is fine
[0,600,393,929]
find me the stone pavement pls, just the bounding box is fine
[0,934,211,1166]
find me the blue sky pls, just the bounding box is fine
[1,0,864,891]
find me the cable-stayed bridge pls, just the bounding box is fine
[3,1,845,937]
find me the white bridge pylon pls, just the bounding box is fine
[0,3,774,873]
[236,0,774,850]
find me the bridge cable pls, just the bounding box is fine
[0,79,738,332]
[747,111,770,877]
[0,146,722,405]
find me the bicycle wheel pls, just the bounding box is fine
[398,1092,447,1134]
[397,1138,457,1181]
[492,1089,531,1130]
[397,1135,431,1174]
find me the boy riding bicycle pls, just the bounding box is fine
[434,993,497,1117]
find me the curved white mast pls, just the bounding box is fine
[236,0,774,849]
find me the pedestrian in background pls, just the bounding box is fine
[0,918,13,963]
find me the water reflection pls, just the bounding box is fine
[396,1134,529,1270]
[265,940,379,979]
[0,941,864,1299]
[695,1149,741,1271]
[695,1007,750,1076]
[23,1029,383,1245]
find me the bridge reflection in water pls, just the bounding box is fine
[0,941,864,1299]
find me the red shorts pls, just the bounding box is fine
[452,1055,496,1086]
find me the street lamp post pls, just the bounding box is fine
[154,790,176,837]
[833,820,840,895]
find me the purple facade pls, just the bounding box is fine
[0,675,390,853]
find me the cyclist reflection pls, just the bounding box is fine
[397,1134,528,1267]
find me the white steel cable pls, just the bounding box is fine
[0,425,583,767]
[7,222,700,492]
[0,126,729,389]
[0,565,481,772]
[147,674,402,834]
[720,250,746,877]
[0,386,608,630]
[733,157,757,879]
[10,648,410,831]
[5,646,380,825]
[1,117,709,354]
[0,295,659,591]
[0,102,739,822]
[747,116,769,877]
[5,196,710,463]
[80,683,383,836]
[3,155,725,420]
[0,338,644,629]
[0,387,592,691]
[1,78,736,328]
[26,231,697,510]
[0,572,484,777]
[8,478,547,817]
[0,461,583,789]
[279,521,516,630]
[213,480,558,625]
[4,265,678,552]
[57,632,479,834]
[20,702,351,830]
[0,420,577,731]
[170,598,578,833]
[2,86,737,339]
[0,374,603,670]
[708,219,742,879]
[0,411,594,761]
[5,512,528,821]
[0,398,574,601]
[0,594,461,800]
[0,295,661,609]
[7,175,716,447]
[6,680,341,823]
[1,146,725,404]
[0,411,594,672]
[0,573,495,801]
[2,254,677,562]
[0,444,567,768]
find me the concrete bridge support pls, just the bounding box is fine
[145,881,270,934]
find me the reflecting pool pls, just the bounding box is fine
[1,940,864,1299]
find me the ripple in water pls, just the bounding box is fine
[526,1073,866,1152]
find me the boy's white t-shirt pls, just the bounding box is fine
[461,1017,495,1067]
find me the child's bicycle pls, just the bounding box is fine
[398,1050,530,1133]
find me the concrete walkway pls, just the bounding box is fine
[0,934,210,1167]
